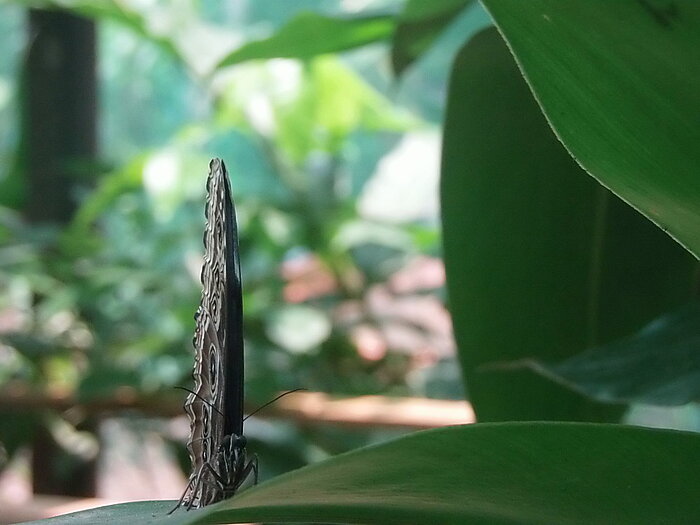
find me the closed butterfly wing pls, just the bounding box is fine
[179,158,246,509]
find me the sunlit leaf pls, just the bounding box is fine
[217,12,395,69]
[276,57,414,162]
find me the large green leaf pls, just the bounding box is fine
[440,28,697,421]
[217,13,395,69]
[482,0,700,257]
[23,423,700,524]
[519,301,700,406]
[391,0,474,76]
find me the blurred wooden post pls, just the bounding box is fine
[24,8,97,223]
[23,8,98,496]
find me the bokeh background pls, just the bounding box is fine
[0,1,485,519]
[2,1,699,522]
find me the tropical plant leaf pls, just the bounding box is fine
[517,301,700,406]
[440,27,697,422]
[217,12,395,69]
[391,0,474,76]
[23,423,700,524]
[482,0,700,257]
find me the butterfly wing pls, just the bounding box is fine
[182,158,244,507]
[219,159,245,440]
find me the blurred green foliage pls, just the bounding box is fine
[1,0,699,521]
[0,0,478,484]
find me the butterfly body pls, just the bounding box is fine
[217,434,257,500]
[175,159,255,511]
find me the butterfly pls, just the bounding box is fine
[173,158,257,511]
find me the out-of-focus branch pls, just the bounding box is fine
[0,382,474,429]
[268,391,474,429]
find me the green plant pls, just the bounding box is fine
[8,0,700,523]
[1,0,452,494]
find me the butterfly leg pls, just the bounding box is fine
[233,452,258,491]
[185,467,211,511]
[250,453,259,485]
[180,461,229,512]
[168,475,197,514]
[200,458,236,499]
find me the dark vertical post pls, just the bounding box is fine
[24,8,97,223]
[24,8,98,497]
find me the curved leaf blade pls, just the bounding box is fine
[26,423,700,524]
[19,501,174,525]
[482,0,700,256]
[217,13,395,69]
[16,0,182,63]
[440,27,697,422]
[519,301,700,406]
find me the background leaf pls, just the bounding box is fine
[14,0,182,63]
[440,27,698,422]
[217,12,395,69]
[24,423,700,524]
[518,300,700,406]
[482,0,700,257]
[391,0,474,76]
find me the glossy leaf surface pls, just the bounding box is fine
[482,0,700,256]
[440,28,697,421]
[24,423,700,524]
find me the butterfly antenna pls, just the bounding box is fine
[175,386,225,419]
[244,388,306,422]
